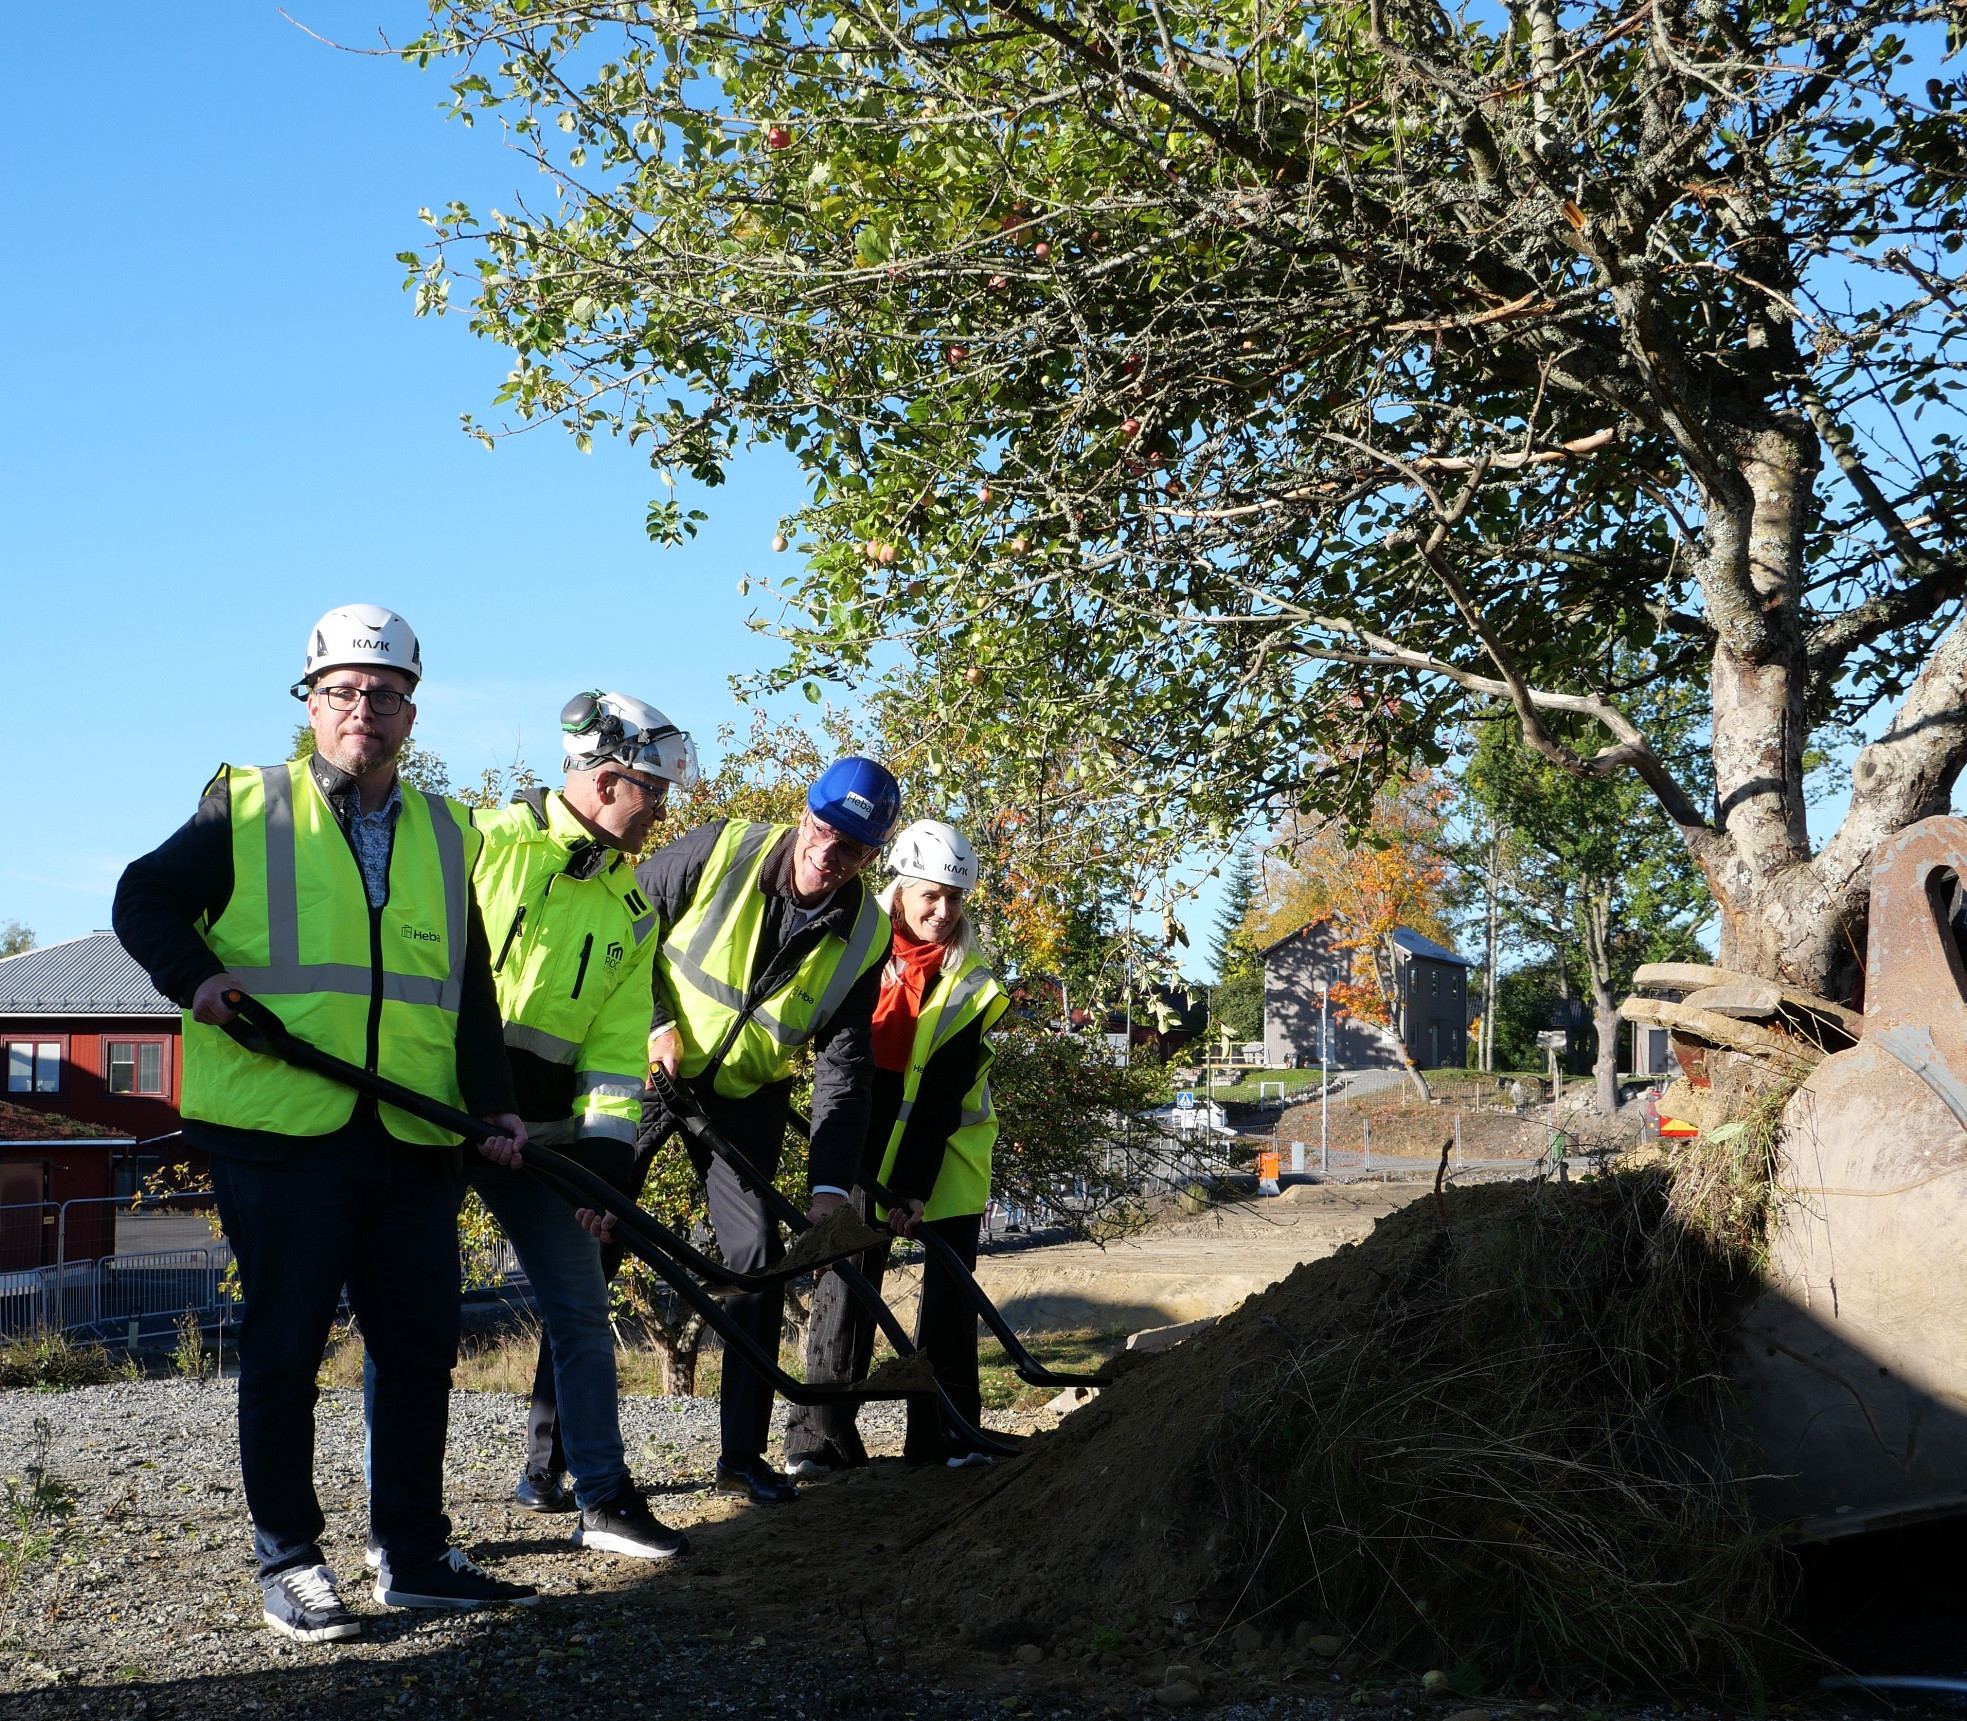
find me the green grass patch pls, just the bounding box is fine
[979,1327,1130,1412]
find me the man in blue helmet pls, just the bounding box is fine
[582,757,899,1502]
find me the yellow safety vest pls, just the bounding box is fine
[473,791,660,1143]
[180,761,482,1145]
[874,949,1008,1221]
[659,821,889,1100]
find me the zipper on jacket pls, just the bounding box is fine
[570,933,594,1000]
[365,903,385,1077]
[495,905,526,974]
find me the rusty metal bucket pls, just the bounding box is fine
[1731,814,1967,1540]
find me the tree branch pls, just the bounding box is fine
[1293,616,1713,838]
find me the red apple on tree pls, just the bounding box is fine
[766,125,792,149]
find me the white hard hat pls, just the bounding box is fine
[560,690,699,788]
[887,819,977,890]
[302,604,423,688]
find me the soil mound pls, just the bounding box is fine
[898,1173,1806,1699]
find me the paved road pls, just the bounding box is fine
[884,1181,1425,1333]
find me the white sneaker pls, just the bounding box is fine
[262,1562,360,1643]
[784,1455,833,1481]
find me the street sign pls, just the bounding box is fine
[1176,1090,1195,1111]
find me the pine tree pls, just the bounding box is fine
[1210,850,1257,983]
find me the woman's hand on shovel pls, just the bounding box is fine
[575,1207,616,1242]
[477,1115,527,1168]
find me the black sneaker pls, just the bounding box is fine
[262,1563,360,1643]
[572,1490,691,1560]
[512,1470,572,1513]
[373,1546,539,1611]
[713,1455,799,1504]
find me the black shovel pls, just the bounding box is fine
[216,991,933,1406]
[786,1107,1113,1391]
[647,1068,1022,1457]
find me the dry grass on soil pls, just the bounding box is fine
[883,1169,1809,1703]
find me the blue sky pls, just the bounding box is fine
[0,5,1906,979]
[1,4,818,948]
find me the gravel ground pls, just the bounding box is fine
[0,1380,1091,1719]
[0,1383,1943,1721]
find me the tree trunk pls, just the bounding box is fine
[1577,880,1620,1116]
[654,1310,705,1397]
[1371,940,1432,1101]
[1481,827,1501,1073]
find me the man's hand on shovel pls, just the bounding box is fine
[478,1117,527,1168]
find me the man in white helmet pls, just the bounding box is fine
[450,691,697,1558]
[783,818,1011,1476]
[114,605,536,1642]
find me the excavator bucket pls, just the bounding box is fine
[1729,814,1967,1540]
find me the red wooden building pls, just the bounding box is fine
[0,934,189,1266]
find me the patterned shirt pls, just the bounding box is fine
[346,782,404,908]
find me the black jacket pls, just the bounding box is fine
[112,755,516,1158]
[633,820,888,1194]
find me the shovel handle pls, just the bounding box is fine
[647,1067,1020,1456]
[788,1106,1110,1392]
[214,990,925,1406]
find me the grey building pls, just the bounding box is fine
[1260,922,1475,1071]
[1390,928,1475,1070]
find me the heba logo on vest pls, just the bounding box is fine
[400,925,440,943]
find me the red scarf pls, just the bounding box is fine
[872,930,948,1073]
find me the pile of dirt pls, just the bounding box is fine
[893,1171,1805,1700]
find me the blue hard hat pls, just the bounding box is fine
[807,756,901,846]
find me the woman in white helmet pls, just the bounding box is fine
[783,819,1011,1475]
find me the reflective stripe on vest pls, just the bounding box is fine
[659,821,890,1097]
[180,761,480,1145]
[219,763,472,1012]
[876,948,1008,1222]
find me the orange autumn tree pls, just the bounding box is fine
[1251,778,1456,1100]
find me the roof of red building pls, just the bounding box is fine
[0,1099,120,1142]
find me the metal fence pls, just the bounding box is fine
[0,1188,533,1346]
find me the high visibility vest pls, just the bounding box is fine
[180,760,483,1145]
[659,821,889,1100]
[875,949,1009,1221]
[473,790,660,1143]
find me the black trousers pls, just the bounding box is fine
[784,1197,983,1465]
[211,1120,461,1579]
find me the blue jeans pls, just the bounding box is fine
[211,1121,460,1581]
[362,1152,632,1510]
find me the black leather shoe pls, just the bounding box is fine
[713,1456,800,1504]
[512,1470,572,1514]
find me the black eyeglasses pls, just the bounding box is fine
[606,770,668,804]
[314,685,410,716]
